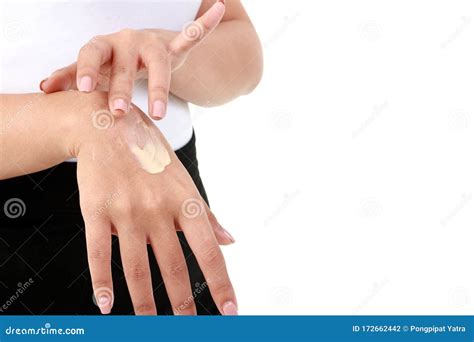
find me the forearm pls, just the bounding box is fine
[0,91,94,179]
[170,20,263,107]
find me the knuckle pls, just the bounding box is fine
[202,245,222,267]
[168,44,185,59]
[88,247,108,261]
[80,41,101,55]
[128,263,150,282]
[82,205,103,221]
[149,85,168,97]
[140,193,161,214]
[134,302,155,314]
[91,35,105,43]
[141,202,157,216]
[92,279,111,290]
[112,199,134,218]
[146,30,163,42]
[210,282,233,297]
[118,28,136,39]
[112,64,132,78]
[164,259,188,279]
[174,298,196,315]
[154,50,169,63]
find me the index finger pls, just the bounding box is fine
[77,36,113,92]
[168,1,225,57]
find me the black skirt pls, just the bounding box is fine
[0,132,219,315]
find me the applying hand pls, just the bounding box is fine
[40,1,225,119]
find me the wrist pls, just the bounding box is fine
[61,90,110,158]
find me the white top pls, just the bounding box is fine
[0,0,201,150]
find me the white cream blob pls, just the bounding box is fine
[126,115,171,174]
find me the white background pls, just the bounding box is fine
[193,0,474,314]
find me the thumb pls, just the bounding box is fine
[40,63,77,93]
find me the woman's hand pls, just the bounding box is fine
[71,91,237,315]
[39,1,225,119]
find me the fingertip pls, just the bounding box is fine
[215,0,225,10]
[78,75,93,92]
[112,98,130,116]
[202,0,225,29]
[222,301,238,315]
[151,100,166,120]
[221,227,235,244]
[40,76,71,94]
[98,297,112,315]
[96,291,113,314]
[215,232,235,246]
[39,78,49,92]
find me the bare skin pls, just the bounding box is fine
[0,91,237,315]
[40,0,263,117]
[2,0,262,316]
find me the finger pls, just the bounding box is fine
[117,226,156,315]
[178,199,237,315]
[168,1,225,58]
[149,223,196,315]
[204,202,235,245]
[76,36,113,92]
[108,48,137,116]
[175,206,234,246]
[84,217,114,315]
[141,47,171,120]
[40,63,77,93]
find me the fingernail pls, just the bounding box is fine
[98,296,111,315]
[152,100,166,119]
[203,1,225,29]
[113,98,129,114]
[39,78,49,91]
[221,226,235,243]
[222,301,238,315]
[78,76,93,92]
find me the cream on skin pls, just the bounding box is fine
[124,110,171,174]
